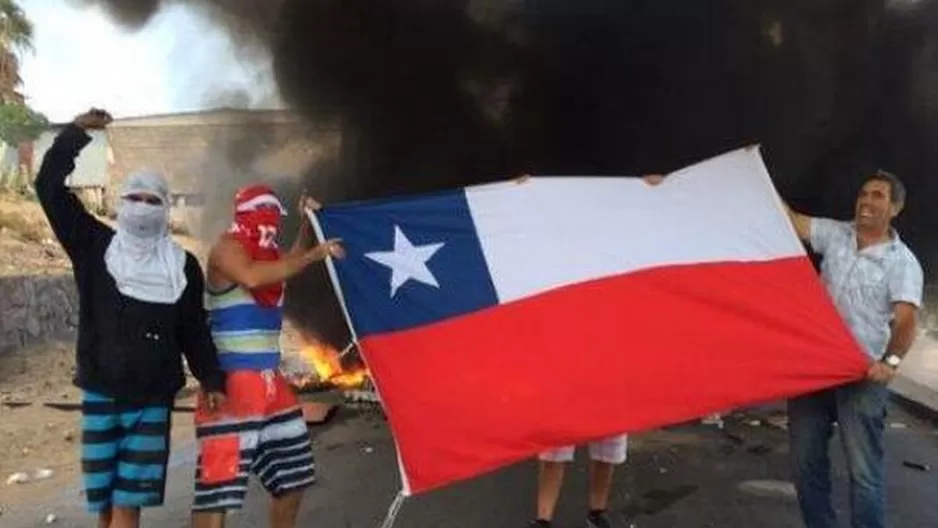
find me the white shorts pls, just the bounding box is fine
[538,434,629,465]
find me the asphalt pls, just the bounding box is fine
[4,402,938,528]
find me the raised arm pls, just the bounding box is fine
[34,109,113,262]
[284,194,318,258]
[783,203,813,242]
[178,254,226,395]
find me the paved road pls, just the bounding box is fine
[5,401,938,528]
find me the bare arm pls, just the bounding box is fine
[887,302,919,359]
[784,203,813,242]
[209,235,343,290]
[34,124,111,261]
[177,254,226,394]
[867,301,920,383]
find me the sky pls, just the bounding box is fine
[18,0,281,123]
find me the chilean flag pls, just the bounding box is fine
[310,147,868,496]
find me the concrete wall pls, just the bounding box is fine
[106,108,340,238]
[169,203,204,237]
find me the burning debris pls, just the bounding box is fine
[286,332,370,393]
[248,317,381,432]
[280,327,382,420]
[298,341,370,391]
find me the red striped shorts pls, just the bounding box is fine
[192,370,315,511]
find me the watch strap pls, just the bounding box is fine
[881,352,902,368]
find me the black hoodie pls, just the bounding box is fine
[34,124,225,405]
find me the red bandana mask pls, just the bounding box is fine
[227,184,286,307]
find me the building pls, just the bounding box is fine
[107,108,339,196]
[0,124,109,212]
[3,108,340,238]
[31,125,110,212]
[106,107,341,236]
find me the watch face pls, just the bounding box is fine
[886,355,901,367]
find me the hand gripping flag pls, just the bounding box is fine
[310,147,868,496]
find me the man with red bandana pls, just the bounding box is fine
[190,185,344,528]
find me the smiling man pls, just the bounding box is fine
[784,170,924,528]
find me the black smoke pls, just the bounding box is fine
[70,0,161,28]
[80,0,938,346]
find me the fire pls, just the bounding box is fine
[300,340,369,389]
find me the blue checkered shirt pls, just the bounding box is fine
[810,218,924,360]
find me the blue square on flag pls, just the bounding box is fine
[316,190,499,337]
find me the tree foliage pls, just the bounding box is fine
[0,100,47,144]
[0,2,43,144]
[0,0,33,103]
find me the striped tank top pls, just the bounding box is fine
[206,283,283,372]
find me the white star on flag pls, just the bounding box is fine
[365,225,446,297]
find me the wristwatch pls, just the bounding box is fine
[881,352,902,369]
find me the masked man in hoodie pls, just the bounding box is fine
[35,108,227,528]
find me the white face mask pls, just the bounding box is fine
[105,169,188,304]
[117,200,167,240]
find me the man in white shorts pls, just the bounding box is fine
[512,172,658,528]
[528,434,629,528]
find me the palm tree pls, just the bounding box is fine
[0,0,32,104]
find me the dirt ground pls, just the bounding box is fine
[0,340,81,505]
[0,336,310,514]
[0,340,204,510]
[0,191,205,273]
[0,192,71,277]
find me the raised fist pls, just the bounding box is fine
[73,108,113,130]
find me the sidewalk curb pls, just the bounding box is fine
[889,375,938,427]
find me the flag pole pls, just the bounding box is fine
[377,489,406,528]
[306,208,414,498]
[306,208,361,347]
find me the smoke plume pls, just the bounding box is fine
[81,0,938,345]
